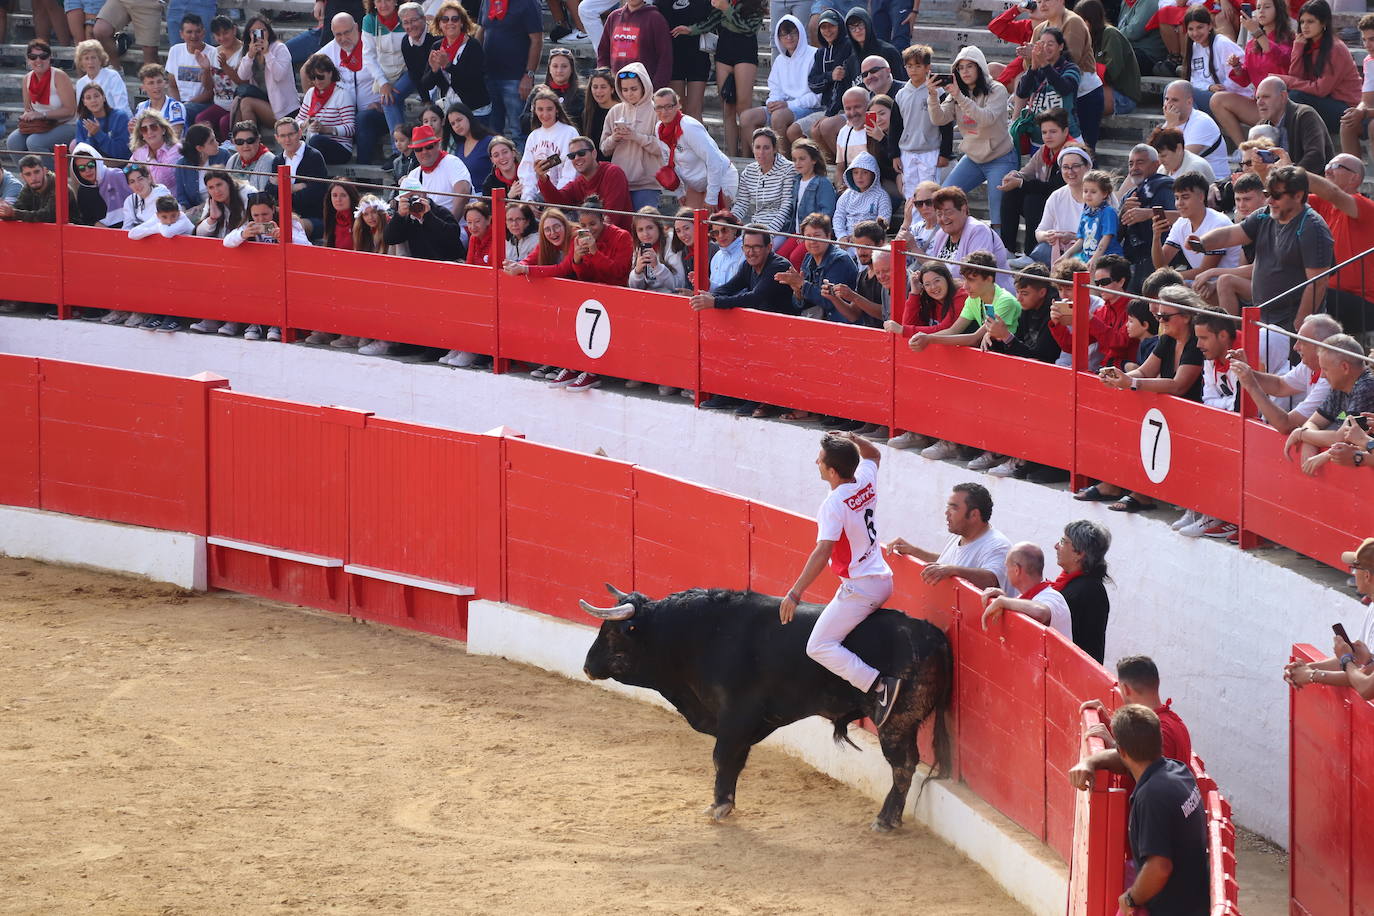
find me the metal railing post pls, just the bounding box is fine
[1070,271,1090,492]
[692,208,708,408]
[889,237,907,436]
[1237,305,1262,550]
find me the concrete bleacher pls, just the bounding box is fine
[2,0,1369,198]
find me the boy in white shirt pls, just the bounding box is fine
[129,196,194,332]
[780,432,904,727]
[1154,171,1241,283]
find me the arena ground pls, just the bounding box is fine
[0,557,1024,915]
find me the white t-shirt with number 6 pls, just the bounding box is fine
[816,458,891,580]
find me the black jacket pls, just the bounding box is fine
[832,6,903,115]
[991,301,1061,364]
[266,144,330,230]
[400,32,438,88]
[712,252,799,315]
[419,40,491,112]
[383,201,465,261]
[809,9,854,117]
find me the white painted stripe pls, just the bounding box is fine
[206,536,344,567]
[342,564,475,596]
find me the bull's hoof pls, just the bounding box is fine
[704,801,735,822]
[870,816,901,833]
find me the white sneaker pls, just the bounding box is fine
[624,379,643,389]
[988,457,1020,477]
[567,28,588,40]
[680,389,695,398]
[530,364,553,378]
[1171,508,1199,531]
[218,322,243,336]
[887,431,923,449]
[101,310,129,324]
[123,312,147,327]
[449,351,480,367]
[243,324,263,341]
[189,319,221,333]
[967,451,1000,471]
[921,440,958,461]
[359,340,393,356]
[304,331,333,344]
[658,385,678,396]
[1180,515,1216,538]
[266,327,281,342]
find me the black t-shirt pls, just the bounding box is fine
[1060,574,1109,663]
[1128,758,1210,916]
[1152,333,1204,402]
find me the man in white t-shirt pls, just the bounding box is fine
[979,543,1071,639]
[885,482,1013,594]
[164,14,213,122]
[780,432,904,727]
[1231,313,1341,431]
[1155,171,1241,282]
[403,124,472,218]
[1161,80,1228,183]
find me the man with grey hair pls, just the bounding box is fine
[1296,151,1374,335]
[1285,333,1374,475]
[1232,313,1343,433]
[1117,143,1176,292]
[1161,79,1228,182]
[1253,75,1331,174]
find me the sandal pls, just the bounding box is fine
[751,404,780,419]
[1108,494,1156,513]
[1073,483,1118,502]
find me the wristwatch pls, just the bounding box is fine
[1129,377,1139,390]
[1356,451,1366,467]
[1124,891,1138,908]
[1341,653,1356,670]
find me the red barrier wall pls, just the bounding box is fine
[1045,633,1120,860]
[1,223,61,305]
[630,468,750,598]
[0,354,41,509]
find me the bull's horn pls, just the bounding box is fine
[579,600,636,621]
[604,582,631,602]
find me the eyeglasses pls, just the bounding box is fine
[1092,275,1114,285]
[1351,565,1371,574]
[567,147,594,158]
[1155,311,1182,322]
[914,198,933,207]
[742,243,769,251]
[28,51,51,60]
[653,103,677,111]
[860,66,887,79]
[233,136,257,145]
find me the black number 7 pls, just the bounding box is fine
[1147,417,1164,469]
[585,307,602,350]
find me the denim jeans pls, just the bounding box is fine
[486,78,525,144]
[630,188,661,210]
[354,106,389,165]
[1290,90,1347,132]
[1191,85,1213,115]
[287,27,324,71]
[1076,85,1104,150]
[944,146,1021,228]
[165,0,217,46]
[1113,92,1138,116]
[869,0,912,48]
[381,71,417,141]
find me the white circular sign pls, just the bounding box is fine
[575,299,611,359]
[1139,407,1172,484]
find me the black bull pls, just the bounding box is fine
[581,585,953,831]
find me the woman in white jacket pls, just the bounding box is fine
[652,87,738,211]
[517,88,579,196]
[738,15,817,157]
[627,206,687,293]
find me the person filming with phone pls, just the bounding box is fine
[907,250,1020,354]
[1286,537,1374,699]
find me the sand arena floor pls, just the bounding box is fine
[0,557,1019,915]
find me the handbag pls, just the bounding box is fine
[19,117,57,135]
[699,32,718,54]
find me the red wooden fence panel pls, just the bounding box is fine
[0,222,61,304]
[956,582,1048,841]
[286,247,498,353]
[1075,375,1241,523]
[1350,698,1374,916]
[699,310,892,426]
[63,228,286,327]
[1289,644,1352,916]
[895,345,1074,469]
[0,354,41,509]
[1244,420,1374,567]
[745,499,839,603]
[496,275,695,390]
[631,467,750,599]
[1044,632,1120,862]
[38,359,218,533]
[886,558,962,781]
[503,437,634,623]
[207,390,349,611]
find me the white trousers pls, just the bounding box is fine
[581,0,621,62]
[899,149,940,198]
[806,574,893,692]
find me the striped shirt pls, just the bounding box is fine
[731,156,796,234]
[296,85,356,152]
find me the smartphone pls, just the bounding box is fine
[1257,149,1278,164]
[933,74,954,87]
[252,28,265,41]
[1334,623,1354,646]
[864,111,878,130]
[1187,237,1207,253]
[540,153,562,171]
[1152,205,1165,217]
[1020,0,1037,9]
[1240,2,1253,15]
[1355,414,1371,432]
[614,118,628,127]
[983,304,996,321]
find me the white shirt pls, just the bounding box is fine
[1165,207,1242,270]
[936,527,1014,594]
[1165,149,1217,185]
[75,67,129,114]
[1025,584,1072,639]
[1363,54,1374,93]
[165,43,208,104]
[1280,361,1332,421]
[319,36,381,109]
[279,141,307,175]
[816,458,890,580]
[517,123,579,191]
[1188,34,1247,97]
[405,151,472,215]
[1180,111,1227,184]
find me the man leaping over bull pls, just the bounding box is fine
[780,432,905,728]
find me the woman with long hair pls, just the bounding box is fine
[627,206,687,294]
[321,179,362,250]
[1279,0,1361,132]
[890,261,968,337]
[232,17,296,129]
[224,192,308,342]
[863,94,899,190]
[1181,6,1246,114]
[73,82,130,159]
[1209,0,1294,147]
[669,205,709,293]
[519,88,579,194]
[1075,0,1141,117]
[673,0,765,158]
[582,68,618,160]
[420,0,490,114]
[443,102,493,190]
[188,169,253,334]
[5,39,77,154]
[1055,519,1113,663]
[482,135,523,198]
[931,46,1016,230]
[520,47,583,138]
[129,110,182,188]
[173,122,229,217]
[504,207,576,381]
[778,137,835,268]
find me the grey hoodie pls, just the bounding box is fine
[928,45,1013,164]
[833,151,892,239]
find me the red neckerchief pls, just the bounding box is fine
[1051,569,1082,591]
[378,11,399,29]
[1040,143,1060,168]
[1311,366,1321,382]
[1213,354,1231,374]
[657,112,684,151]
[1019,580,1054,601]
[419,148,448,173]
[334,209,353,248]
[492,168,515,188]
[29,68,53,106]
[547,79,571,95]
[240,144,269,166]
[439,34,466,63]
[338,40,363,71]
[488,0,508,20]
[305,82,336,117]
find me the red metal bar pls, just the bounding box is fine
[53,143,70,319]
[276,163,295,342]
[1070,271,1090,492]
[492,186,509,374]
[889,238,906,436]
[692,207,708,407]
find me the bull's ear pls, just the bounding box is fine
[605,582,631,602]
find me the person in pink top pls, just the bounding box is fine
[128,110,181,188]
[1279,0,1361,132]
[1209,0,1294,148]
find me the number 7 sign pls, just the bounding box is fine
[576,299,611,359]
[1139,407,1172,484]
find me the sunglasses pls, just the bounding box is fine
[28,51,51,60]
[860,66,886,79]
[1155,311,1182,322]
[548,48,573,57]
[915,198,933,207]
[437,14,462,21]
[617,72,639,80]
[568,147,594,158]
[308,73,330,81]
[1328,161,1359,176]
[75,161,97,171]
[121,164,144,175]
[233,136,257,145]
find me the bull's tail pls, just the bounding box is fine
[832,711,863,751]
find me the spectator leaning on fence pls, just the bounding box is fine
[270,117,330,236]
[1050,254,1136,371]
[1301,153,1374,335]
[0,154,71,224]
[1232,313,1341,435]
[68,143,126,228]
[820,220,890,331]
[979,542,1072,639]
[1050,519,1112,661]
[690,224,796,317]
[1286,537,1374,698]
[774,212,859,323]
[1073,656,1194,779]
[627,206,687,294]
[1285,334,1374,477]
[885,482,1012,594]
[382,179,464,263]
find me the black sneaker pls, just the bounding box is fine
[549,23,572,42]
[114,31,132,58]
[870,675,903,729]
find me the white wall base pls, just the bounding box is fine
[468,599,1068,916]
[0,505,206,590]
[6,314,1362,843]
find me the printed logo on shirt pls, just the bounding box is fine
[1180,784,1201,819]
[611,24,641,62]
[175,64,200,86]
[843,482,875,512]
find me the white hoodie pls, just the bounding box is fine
[659,114,739,207]
[765,15,819,109]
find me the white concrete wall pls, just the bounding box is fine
[6,315,1365,844]
[468,600,1068,916]
[0,505,207,590]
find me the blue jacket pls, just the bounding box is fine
[74,108,131,161]
[174,148,230,210]
[792,173,837,232]
[798,244,859,322]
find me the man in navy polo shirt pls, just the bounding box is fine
[481,0,544,143]
[1084,705,1210,916]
